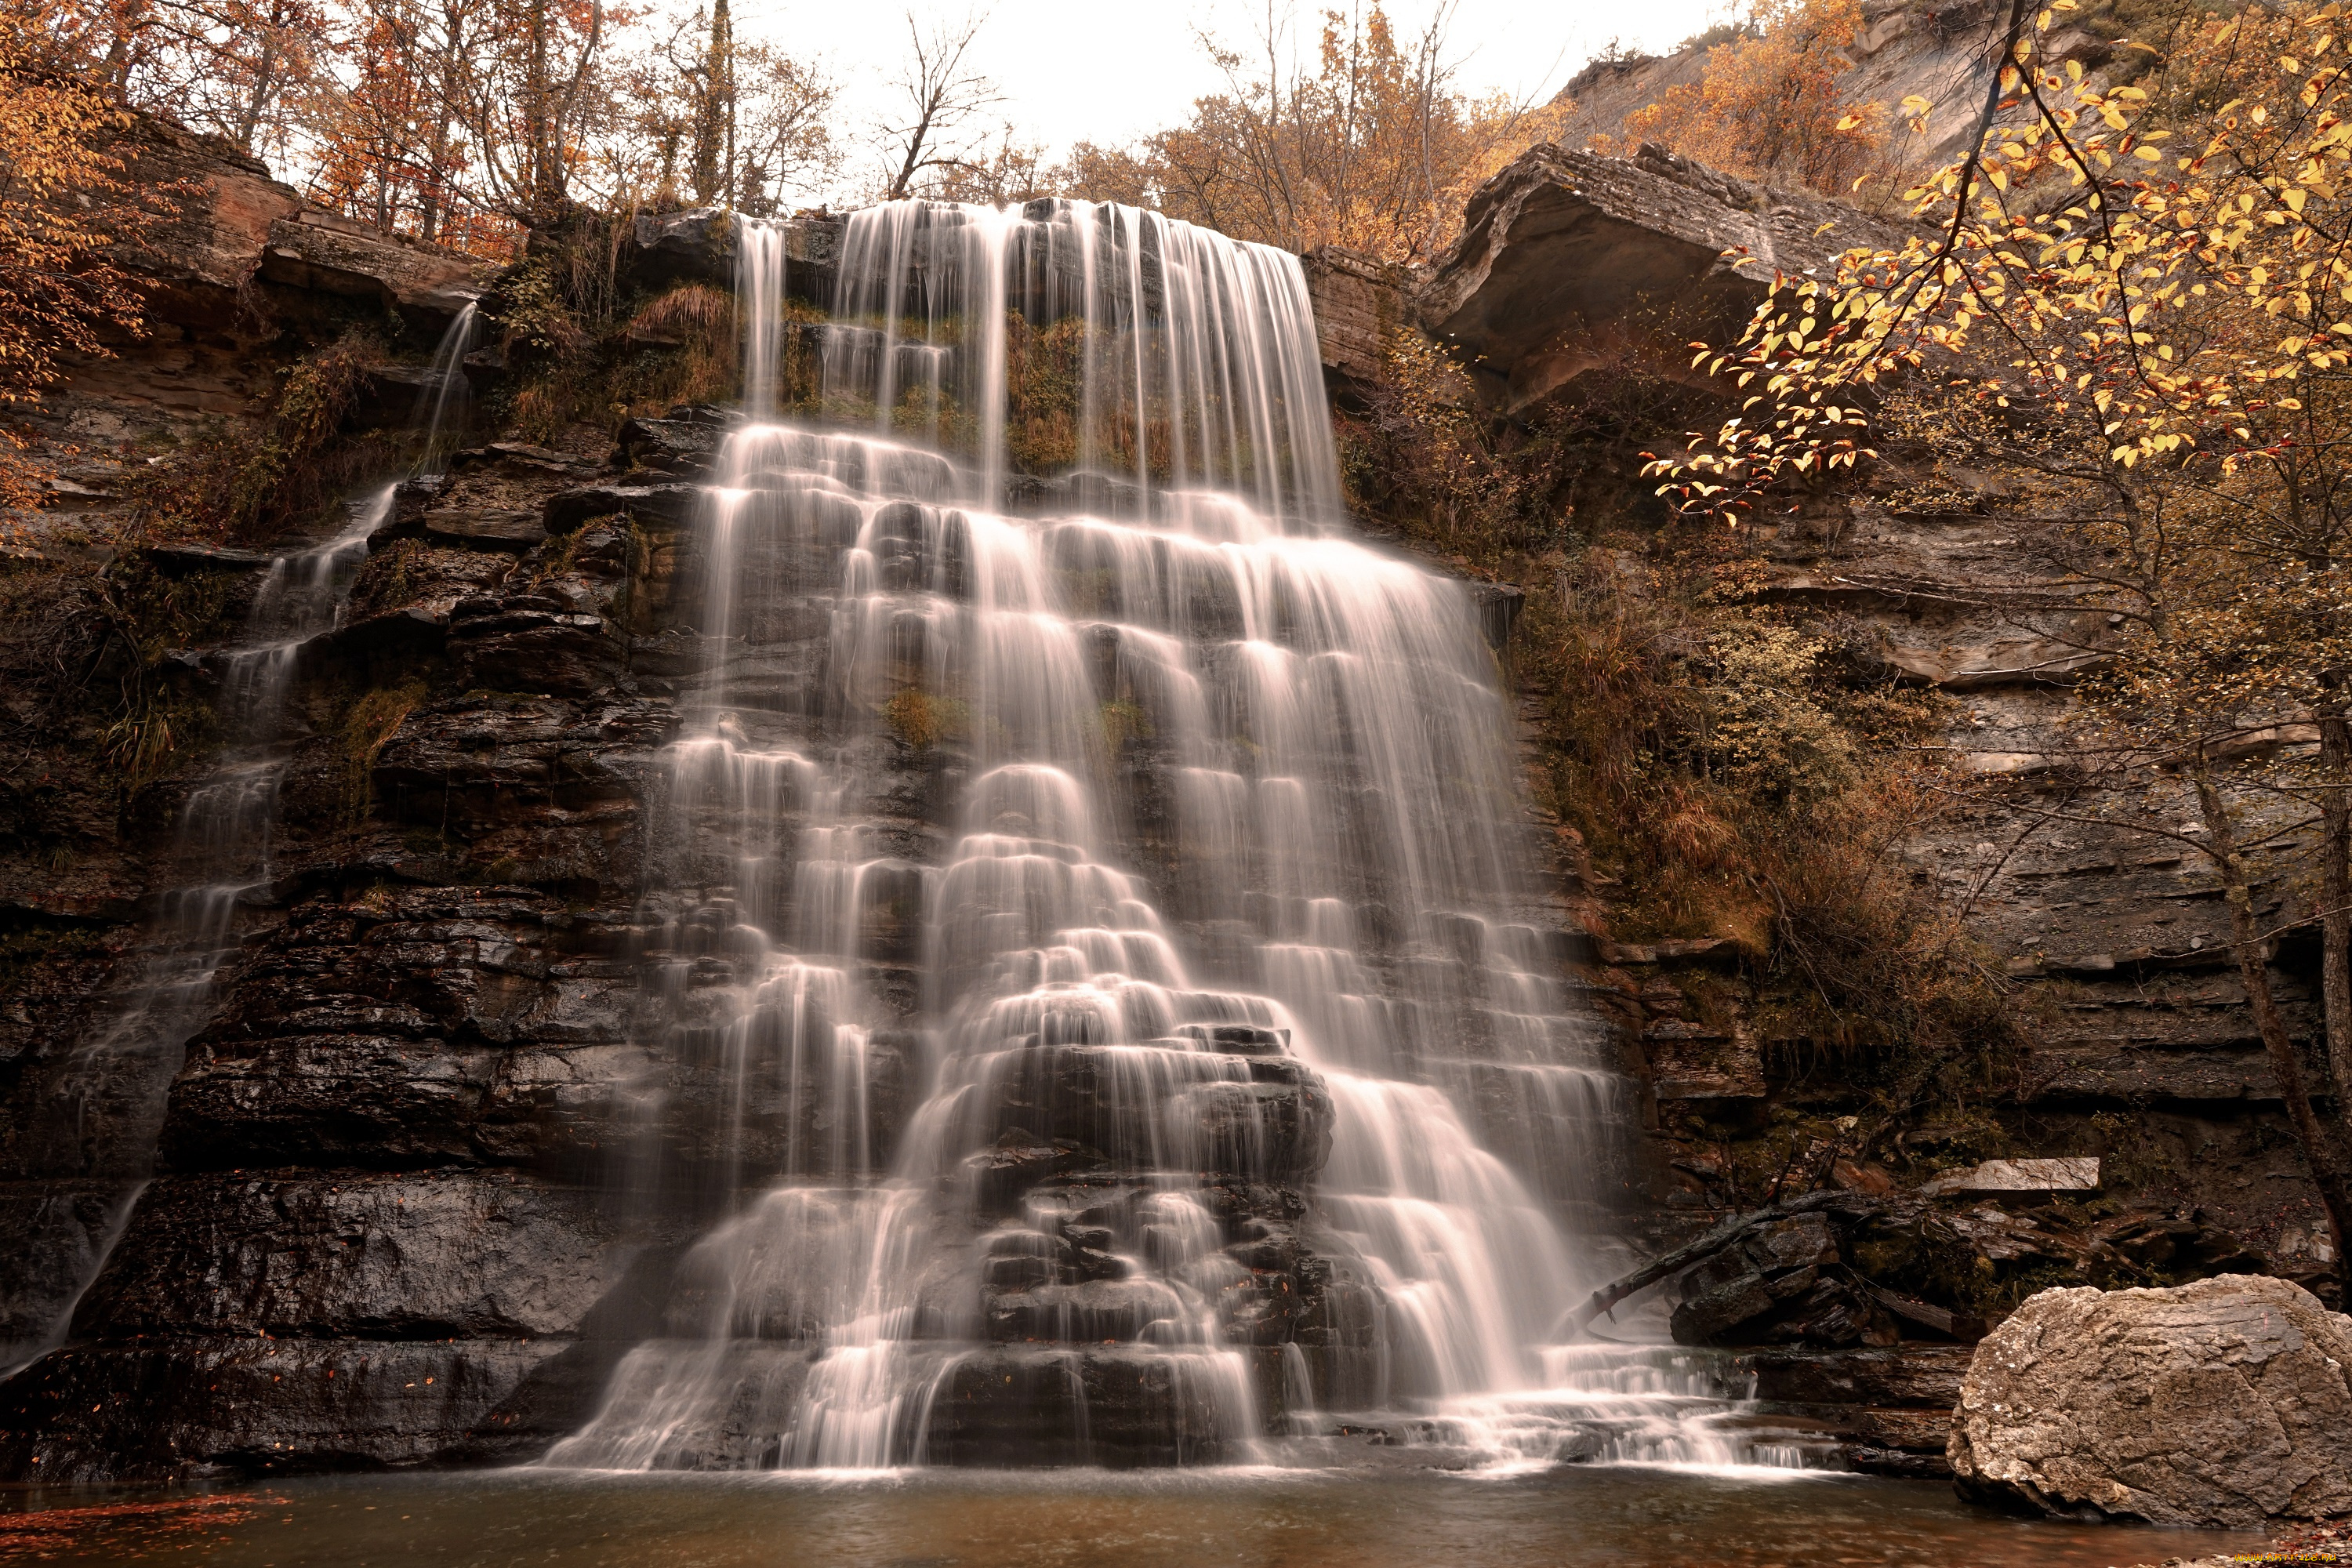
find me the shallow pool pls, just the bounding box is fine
[0,1456,2269,1568]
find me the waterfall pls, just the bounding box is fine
[548,202,1763,1472]
[0,304,481,1379]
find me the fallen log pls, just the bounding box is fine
[1561,1190,1888,1335]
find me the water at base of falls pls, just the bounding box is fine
[546,202,1784,1475]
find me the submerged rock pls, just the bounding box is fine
[1949,1275,2352,1525]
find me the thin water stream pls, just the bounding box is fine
[0,304,481,1379]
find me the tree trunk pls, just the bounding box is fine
[2321,674,2352,1134]
[2193,753,2352,1293]
[420,31,462,244]
[526,0,554,223]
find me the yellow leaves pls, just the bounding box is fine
[2134,145,2163,162]
[0,49,155,422]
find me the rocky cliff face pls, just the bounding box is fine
[1555,0,2126,173]
[7,99,2336,1485]
[0,159,1404,1479]
[1313,140,2339,1280]
[1414,143,1899,412]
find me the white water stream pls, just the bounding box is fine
[549,204,1788,1473]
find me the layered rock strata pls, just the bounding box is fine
[1313,133,2339,1257]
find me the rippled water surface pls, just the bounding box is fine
[0,1463,2265,1567]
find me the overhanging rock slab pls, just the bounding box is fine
[1415,142,1900,412]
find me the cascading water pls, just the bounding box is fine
[550,205,1780,1472]
[0,303,481,1379]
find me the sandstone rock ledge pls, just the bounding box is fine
[1950,1275,2352,1526]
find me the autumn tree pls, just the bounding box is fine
[1612,0,1887,197]
[1646,0,2352,1284]
[1061,3,1569,263]
[623,1,833,214]
[297,0,514,248]
[459,0,619,225]
[0,22,160,520]
[922,125,1051,205]
[24,0,334,166]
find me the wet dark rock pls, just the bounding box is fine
[982,1253,1055,1289]
[1465,582,1525,649]
[448,443,601,477]
[984,1279,1174,1341]
[0,1338,579,1479]
[965,1142,1109,1215]
[923,1346,1242,1466]
[544,482,702,535]
[1665,1210,1900,1348]
[2085,1209,2270,1278]
[0,1167,677,1481]
[1743,1343,1975,1409]
[420,508,548,550]
[158,887,637,1171]
[78,1173,623,1338]
[448,601,626,699]
[351,364,454,429]
[628,209,841,302]
[615,419,722,477]
[1178,1024,1290,1055]
[866,501,975,597]
[975,1044,1332,1184]
[140,543,277,575]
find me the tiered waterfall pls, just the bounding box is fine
[550,202,1743,1470]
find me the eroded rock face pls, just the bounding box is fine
[258,209,486,327]
[1416,142,1899,411]
[1418,138,2331,1240]
[110,116,302,321]
[1948,1276,2352,1525]
[1300,248,1403,396]
[629,207,844,299]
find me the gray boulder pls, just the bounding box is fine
[1949,1274,2352,1525]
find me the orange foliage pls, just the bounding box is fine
[0,19,167,518]
[1065,5,1571,263]
[1616,0,1882,195]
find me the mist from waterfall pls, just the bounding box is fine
[549,204,1770,1472]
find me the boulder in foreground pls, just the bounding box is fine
[1949,1275,2352,1526]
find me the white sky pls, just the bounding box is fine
[739,0,1731,191]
